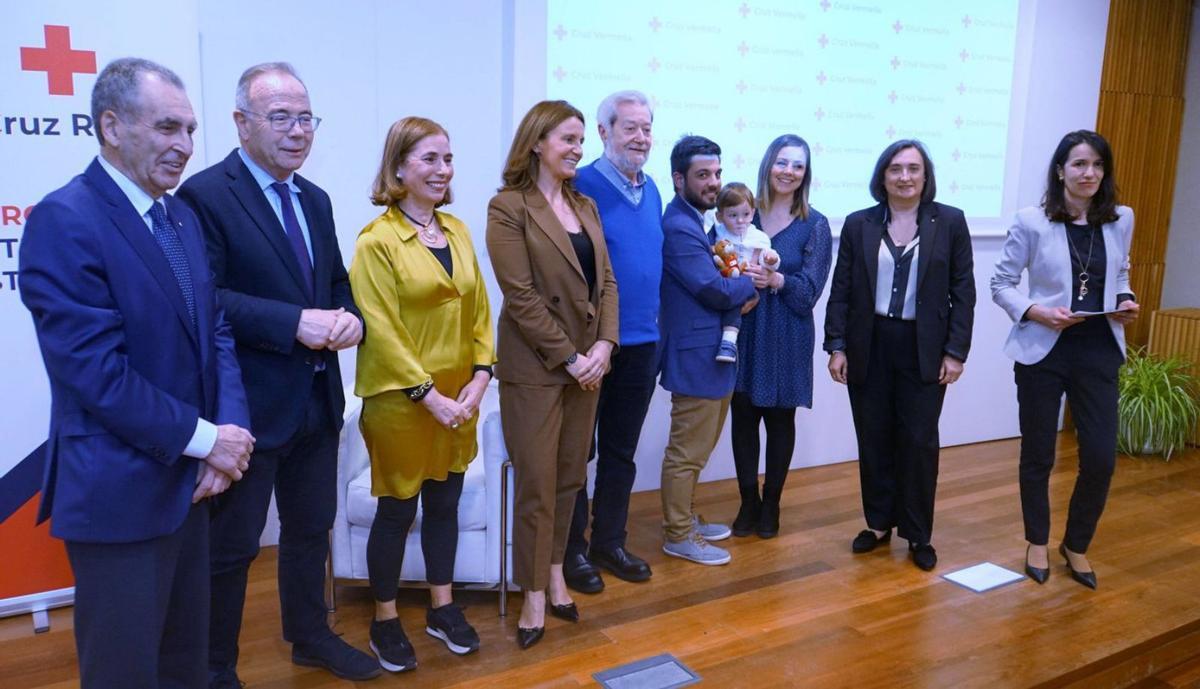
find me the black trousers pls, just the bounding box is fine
[566,342,658,556]
[367,471,465,599]
[847,317,946,544]
[730,391,797,501]
[208,374,338,673]
[68,502,209,689]
[1015,318,1122,553]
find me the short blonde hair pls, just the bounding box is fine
[717,182,755,211]
[499,100,586,206]
[370,116,452,207]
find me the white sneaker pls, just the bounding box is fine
[693,514,732,541]
[662,531,732,565]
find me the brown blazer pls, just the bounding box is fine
[486,187,618,385]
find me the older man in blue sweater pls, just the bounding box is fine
[564,91,663,593]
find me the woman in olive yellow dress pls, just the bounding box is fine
[350,116,494,672]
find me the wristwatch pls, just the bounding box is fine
[565,352,579,366]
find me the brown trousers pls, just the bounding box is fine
[660,393,731,542]
[500,381,600,591]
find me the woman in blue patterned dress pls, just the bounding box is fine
[729,134,833,538]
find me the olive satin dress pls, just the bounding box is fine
[350,206,495,499]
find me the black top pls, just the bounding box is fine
[568,230,597,297]
[426,243,453,278]
[1066,221,1105,315]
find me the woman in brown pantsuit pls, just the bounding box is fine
[486,100,618,649]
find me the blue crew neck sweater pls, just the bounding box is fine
[575,161,663,346]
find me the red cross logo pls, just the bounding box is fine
[956,82,967,95]
[962,15,972,29]
[888,90,897,104]
[737,41,749,57]
[960,48,970,62]
[950,180,960,194]
[736,80,747,94]
[954,115,964,128]
[818,33,829,48]
[734,117,746,133]
[814,107,825,121]
[820,0,831,11]
[648,57,661,73]
[649,17,662,32]
[734,154,746,168]
[893,20,903,33]
[739,3,751,18]
[816,70,827,85]
[952,148,961,162]
[890,56,901,70]
[885,125,896,139]
[553,66,567,82]
[553,24,567,41]
[20,25,97,96]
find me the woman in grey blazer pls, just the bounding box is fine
[991,130,1140,589]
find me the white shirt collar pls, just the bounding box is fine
[237,147,299,194]
[96,154,157,217]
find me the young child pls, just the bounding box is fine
[710,182,779,363]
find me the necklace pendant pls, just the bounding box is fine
[1078,284,1088,300]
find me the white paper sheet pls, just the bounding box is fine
[942,562,1026,593]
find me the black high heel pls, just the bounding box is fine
[1025,544,1049,584]
[1059,544,1097,590]
[549,602,579,623]
[517,626,544,649]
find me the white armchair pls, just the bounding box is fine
[330,387,516,615]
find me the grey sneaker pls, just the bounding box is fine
[662,531,732,565]
[693,514,732,541]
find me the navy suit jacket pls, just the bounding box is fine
[657,195,757,399]
[19,158,250,544]
[177,150,360,450]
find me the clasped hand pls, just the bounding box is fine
[566,340,613,391]
[194,424,255,503]
[297,307,363,351]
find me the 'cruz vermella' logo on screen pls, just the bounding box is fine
[4,25,99,139]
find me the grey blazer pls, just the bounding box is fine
[991,204,1134,365]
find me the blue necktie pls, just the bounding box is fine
[148,202,196,327]
[270,182,314,300]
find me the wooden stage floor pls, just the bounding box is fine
[3,435,1200,688]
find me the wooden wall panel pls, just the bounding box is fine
[1100,0,1192,95]
[1095,0,1194,349]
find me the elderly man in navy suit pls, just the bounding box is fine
[657,135,762,566]
[176,62,375,685]
[19,57,254,689]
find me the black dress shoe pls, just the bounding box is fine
[563,552,605,594]
[1024,545,1049,585]
[909,542,937,571]
[589,546,652,582]
[517,626,544,649]
[1059,544,1097,590]
[548,602,579,623]
[292,634,383,681]
[851,529,891,553]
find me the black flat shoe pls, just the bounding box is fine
[851,529,891,553]
[516,626,544,649]
[909,542,937,571]
[589,546,652,582]
[757,500,780,539]
[731,494,761,537]
[1024,545,1049,584]
[1059,544,1097,590]
[548,602,579,623]
[563,552,605,594]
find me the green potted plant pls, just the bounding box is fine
[1117,347,1200,459]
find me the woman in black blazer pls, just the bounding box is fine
[823,139,975,571]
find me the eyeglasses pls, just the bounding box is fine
[240,110,322,132]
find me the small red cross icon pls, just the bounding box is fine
[649,17,662,32]
[737,41,749,57]
[890,56,901,70]
[814,107,825,121]
[554,24,567,41]
[962,15,972,29]
[954,115,964,128]
[736,80,747,94]
[956,82,967,95]
[734,154,746,168]
[893,20,903,33]
[820,0,831,11]
[553,66,567,82]
[816,71,827,85]
[888,91,897,104]
[648,57,661,73]
[734,117,746,133]
[739,3,751,18]
[818,33,829,48]
[885,125,896,139]
[20,25,97,96]
[952,148,961,162]
[960,48,970,62]
[950,181,960,194]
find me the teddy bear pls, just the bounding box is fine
[713,239,745,278]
